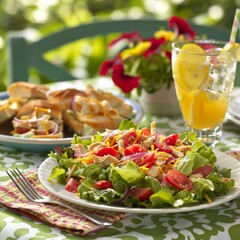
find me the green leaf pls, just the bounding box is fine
[144,176,162,193]
[150,188,174,207]
[177,131,217,175]
[79,178,121,204]
[114,161,145,186]
[71,134,93,148]
[109,167,128,193]
[48,166,66,184]
[82,164,103,180]
[118,119,138,130]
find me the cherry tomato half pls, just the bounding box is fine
[191,165,213,178]
[65,178,80,193]
[123,131,137,148]
[142,152,155,167]
[153,142,172,154]
[164,133,179,146]
[124,144,147,156]
[165,169,193,190]
[133,152,155,167]
[93,180,113,189]
[95,147,118,157]
[15,127,30,134]
[141,127,151,136]
[35,127,56,135]
[130,187,153,201]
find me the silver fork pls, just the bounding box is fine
[6,168,112,226]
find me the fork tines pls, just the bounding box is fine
[6,168,43,201]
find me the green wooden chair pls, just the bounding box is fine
[7,18,238,86]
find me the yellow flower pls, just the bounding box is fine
[154,30,175,42]
[177,34,185,41]
[120,42,151,60]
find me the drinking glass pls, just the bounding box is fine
[172,40,237,147]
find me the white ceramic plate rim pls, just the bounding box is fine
[226,88,240,126]
[0,92,143,146]
[38,149,240,214]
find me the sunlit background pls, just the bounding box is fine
[0,0,239,90]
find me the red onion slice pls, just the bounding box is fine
[13,116,45,124]
[49,121,59,135]
[54,146,64,154]
[103,129,120,142]
[112,187,131,204]
[120,152,146,162]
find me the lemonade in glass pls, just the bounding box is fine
[172,40,237,146]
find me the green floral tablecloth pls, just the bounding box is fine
[0,80,240,240]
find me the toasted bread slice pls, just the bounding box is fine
[7,82,49,100]
[86,85,135,118]
[48,88,87,110]
[0,98,24,124]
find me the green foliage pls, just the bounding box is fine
[0,0,238,91]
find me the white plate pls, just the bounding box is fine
[0,92,143,152]
[38,150,240,214]
[226,88,240,126]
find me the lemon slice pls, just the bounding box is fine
[190,90,229,129]
[174,43,209,91]
[221,42,240,62]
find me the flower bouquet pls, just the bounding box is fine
[99,16,196,97]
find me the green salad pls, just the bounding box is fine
[48,120,234,208]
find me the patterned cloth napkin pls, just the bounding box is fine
[225,151,240,161]
[0,171,126,235]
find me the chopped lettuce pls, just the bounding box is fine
[191,178,215,199]
[79,178,122,204]
[113,161,145,186]
[109,167,128,193]
[144,176,162,193]
[48,166,66,184]
[150,188,174,207]
[173,190,197,207]
[108,161,146,194]
[118,119,138,130]
[71,133,103,147]
[82,164,103,180]
[13,131,34,138]
[177,132,216,176]
[207,172,234,195]
[177,151,215,176]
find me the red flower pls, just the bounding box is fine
[107,31,143,48]
[99,59,115,75]
[99,56,122,75]
[143,37,166,57]
[112,64,140,93]
[168,16,196,39]
[165,51,172,61]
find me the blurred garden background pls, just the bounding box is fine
[0,0,239,91]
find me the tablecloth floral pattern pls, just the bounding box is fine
[0,80,240,240]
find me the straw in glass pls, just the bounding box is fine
[230,8,240,43]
